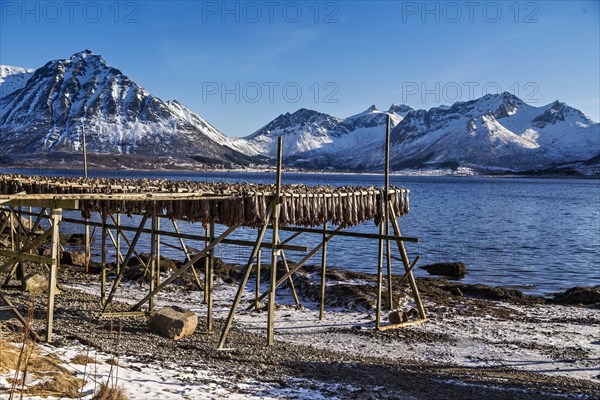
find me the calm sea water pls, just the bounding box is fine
[3,167,599,295]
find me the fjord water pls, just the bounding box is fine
[5,168,599,295]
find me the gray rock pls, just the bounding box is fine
[421,262,467,278]
[23,273,47,293]
[148,306,197,340]
[66,233,87,245]
[61,251,86,267]
[553,286,600,305]
[389,310,408,324]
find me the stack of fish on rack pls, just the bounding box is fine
[0,174,410,227]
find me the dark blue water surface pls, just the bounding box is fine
[3,167,599,295]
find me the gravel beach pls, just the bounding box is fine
[1,259,599,399]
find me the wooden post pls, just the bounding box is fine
[84,221,90,273]
[203,224,209,304]
[277,244,300,307]
[149,204,157,311]
[101,210,107,305]
[255,248,261,311]
[389,206,426,320]
[102,211,151,312]
[130,225,238,312]
[249,225,343,309]
[319,222,327,320]
[82,125,89,274]
[106,226,124,266]
[218,213,271,350]
[46,208,61,342]
[16,207,23,285]
[156,214,161,287]
[108,214,148,274]
[267,136,283,345]
[82,126,88,179]
[116,213,121,274]
[172,219,203,290]
[375,222,384,330]
[9,210,14,251]
[207,221,215,332]
[385,114,393,309]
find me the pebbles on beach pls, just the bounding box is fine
[1,257,599,400]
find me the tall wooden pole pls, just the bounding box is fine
[385,114,393,309]
[204,224,209,304]
[375,221,384,330]
[156,215,161,287]
[267,136,283,345]
[101,210,107,305]
[255,248,261,311]
[319,222,328,320]
[84,222,90,273]
[218,214,271,349]
[46,208,61,342]
[83,127,90,273]
[82,126,88,179]
[207,221,215,332]
[149,204,157,311]
[116,213,121,274]
[389,207,427,320]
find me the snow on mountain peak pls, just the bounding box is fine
[347,105,381,120]
[0,65,35,98]
[388,103,413,115]
[0,51,256,164]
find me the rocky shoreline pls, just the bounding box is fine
[1,254,599,399]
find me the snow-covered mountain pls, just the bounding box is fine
[0,65,35,98]
[0,50,256,165]
[244,104,413,168]
[0,50,597,173]
[386,92,600,171]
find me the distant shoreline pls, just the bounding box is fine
[1,163,598,180]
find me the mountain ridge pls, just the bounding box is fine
[1,50,598,174]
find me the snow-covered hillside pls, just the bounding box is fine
[387,92,600,171]
[245,104,412,162]
[0,50,597,173]
[0,65,34,98]
[0,50,254,164]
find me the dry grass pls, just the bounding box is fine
[71,354,96,365]
[24,371,85,398]
[1,329,88,398]
[92,382,128,400]
[0,337,21,373]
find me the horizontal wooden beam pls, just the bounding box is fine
[16,211,308,253]
[0,198,78,209]
[376,318,428,331]
[99,311,149,319]
[277,226,419,242]
[0,249,52,265]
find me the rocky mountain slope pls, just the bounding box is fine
[386,92,599,171]
[1,51,597,173]
[0,50,258,166]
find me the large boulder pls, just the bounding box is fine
[389,310,408,324]
[66,233,87,245]
[148,306,197,340]
[553,286,600,305]
[61,251,86,267]
[23,273,47,294]
[421,262,466,278]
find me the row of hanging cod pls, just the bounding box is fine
[0,174,410,227]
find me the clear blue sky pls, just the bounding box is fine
[1,0,598,137]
